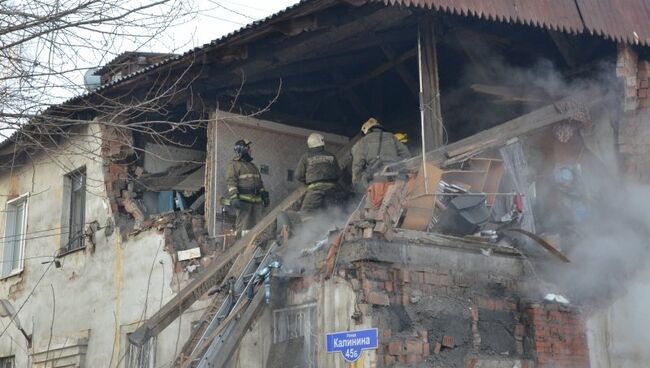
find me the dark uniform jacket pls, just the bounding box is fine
[351,129,411,184]
[226,156,264,201]
[295,147,340,185]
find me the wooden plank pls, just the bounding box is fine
[470,84,549,103]
[418,16,444,150]
[380,44,419,98]
[137,133,359,350]
[128,186,306,347]
[345,47,417,90]
[393,228,521,257]
[331,70,369,118]
[395,96,596,171]
[207,6,412,89]
[208,288,266,367]
[548,31,578,69]
[401,163,442,231]
[179,296,251,368]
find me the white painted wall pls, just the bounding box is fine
[208,111,348,234]
[0,123,204,367]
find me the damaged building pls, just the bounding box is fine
[0,0,650,367]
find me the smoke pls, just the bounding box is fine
[536,180,650,305]
[444,37,620,139]
[441,39,650,366]
[276,201,360,277]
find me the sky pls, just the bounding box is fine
[171,0,299,49]
[67,0,299,99]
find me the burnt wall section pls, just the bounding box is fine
[291,239,590,368]
[342,260,528,367]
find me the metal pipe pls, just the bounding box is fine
[417,26,430,194]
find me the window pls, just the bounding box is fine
[287,169,294,182]
[0,356,14,368]
[64,168,86,252]
[273,303,317,368]
[125,335,155,368]
[2,194,28,278]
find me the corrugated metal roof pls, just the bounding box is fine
[376,0,650,46]
[5,0,650,152]
[36,0,650,112]
[0,0,324,151]
[576,0,650,45]
[378,0,585,34]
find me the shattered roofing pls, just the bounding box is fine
[6,0,650,142]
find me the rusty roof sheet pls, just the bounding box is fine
[5,0,650,152]
[376,0,650,46]
[377,0,585,34]
[576,0,650,45]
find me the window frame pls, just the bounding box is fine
[60,167,86,254]
[0,355,15,368]
[1,193,29,279]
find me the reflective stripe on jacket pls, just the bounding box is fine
[226,157,264,199]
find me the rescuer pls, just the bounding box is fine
[295,133,342,212]
[225,139,269,237]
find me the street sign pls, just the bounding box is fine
[326,328,378,362]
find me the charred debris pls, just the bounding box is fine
[58,2,642,367]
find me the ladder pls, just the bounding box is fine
[181,241,279,367]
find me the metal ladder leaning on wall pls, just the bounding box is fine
[130,136,360,367]
[181,241,279,367]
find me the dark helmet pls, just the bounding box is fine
[234,139,251,156]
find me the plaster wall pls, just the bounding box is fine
[230,277,375,368]
[206,110,348,234]
[0,123,203,367]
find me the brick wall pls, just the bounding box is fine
[525,304,589,368]
[325,261,590,367]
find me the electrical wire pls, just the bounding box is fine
[0,232,84,342]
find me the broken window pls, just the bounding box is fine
[271,303,317,368]
[2,194,28,278]
[125,335,156,368]
[63,168,86,252]
[0,356,14,368]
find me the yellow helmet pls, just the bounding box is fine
[361,117,380,135]
[394,132,408,143]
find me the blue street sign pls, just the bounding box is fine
[326,328,378,362]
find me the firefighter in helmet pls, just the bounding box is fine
[225,140,269,237]
[351,118,411,190]
[295,133,341,213]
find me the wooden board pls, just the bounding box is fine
[401,163,442,231]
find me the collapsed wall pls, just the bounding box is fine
[230,237,589,368]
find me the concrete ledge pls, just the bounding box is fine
[338,232,524,278]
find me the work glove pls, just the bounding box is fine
[230,197,242,209]
[261,190,270,208]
